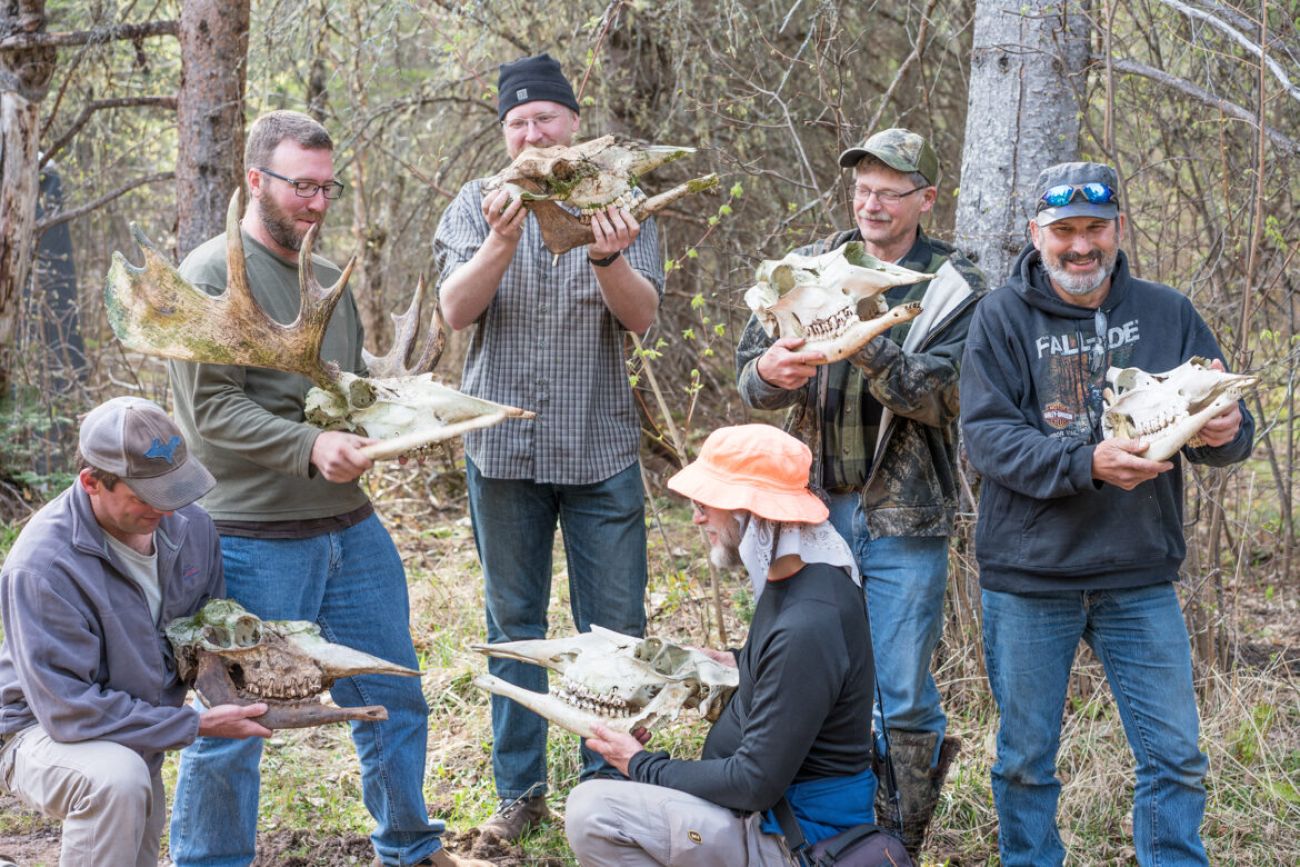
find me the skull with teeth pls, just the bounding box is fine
[166,598,422,728]
[472,626,739,738]
[1101,357,1258,461]
[482,134,719,254]
[744,242,932,363]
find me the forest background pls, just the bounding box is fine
[1,0,1298,864]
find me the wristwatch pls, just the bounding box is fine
[588,250,622,267]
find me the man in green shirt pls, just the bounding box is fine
[168,110,484,867]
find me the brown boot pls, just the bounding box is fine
[476,793,551,844]
[420,848,496,867]
[874,730,962,856]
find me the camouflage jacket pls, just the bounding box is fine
[736,229,986,538]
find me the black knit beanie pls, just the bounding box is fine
[497,53,580,121]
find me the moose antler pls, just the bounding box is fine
[105,191,533,461]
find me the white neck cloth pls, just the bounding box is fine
[734,513,860,599]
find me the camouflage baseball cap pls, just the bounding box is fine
[79,396,215,511]
[838,128,939,186]
[1033,161,1121,226]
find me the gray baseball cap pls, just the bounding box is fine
[1033,161,1121,226]
[79,396,215,511]
[838,128,939,186]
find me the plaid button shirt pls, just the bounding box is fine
[434,179,664,485]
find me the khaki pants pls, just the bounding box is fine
[565,779,796,866]
[0,726,165,867]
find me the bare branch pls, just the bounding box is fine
[40,96,177,168]
[0,20,177,52]
[1111,57,1300,155]
[35,171,174,234]
[1155,0,1299,104]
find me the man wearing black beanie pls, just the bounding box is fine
[433,53,664,844]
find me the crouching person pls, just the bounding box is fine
[0,397,272,867]
[565,424,875,865]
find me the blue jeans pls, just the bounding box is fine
[169,513,444,867]
[466,458,648,799]
[982,583,1209,867]
[828,493,948,755]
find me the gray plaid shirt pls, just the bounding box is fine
[434,179,664,485]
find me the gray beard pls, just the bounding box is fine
[709,540,742,570]
[1043,251,1116,297]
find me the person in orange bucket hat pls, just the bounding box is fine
[563,424,883,865]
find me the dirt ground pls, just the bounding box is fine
[0,807,556,867]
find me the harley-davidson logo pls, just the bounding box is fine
[1043,401,1074,429]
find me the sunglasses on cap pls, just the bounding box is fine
[1038,182,1116,211]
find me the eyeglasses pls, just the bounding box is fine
[1038,182,1116,211]
[503,112,563,132]
[257,167,344,199]
[854,185,928,205]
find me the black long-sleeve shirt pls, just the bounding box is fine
[628,562,873,813]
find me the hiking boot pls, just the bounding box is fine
[476,793,551,843]
[874,730,962,856]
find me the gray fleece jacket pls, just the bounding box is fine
[0,484,224,773]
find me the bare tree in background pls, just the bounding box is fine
[177,0,250,258]
[954,0,1091,285]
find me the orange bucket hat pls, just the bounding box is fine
[667,424,828,524]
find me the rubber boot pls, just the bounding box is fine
[874,729,962,856]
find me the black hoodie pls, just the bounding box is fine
[959,244,1254,593]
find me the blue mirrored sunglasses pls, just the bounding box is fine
[1039,182,1116,209]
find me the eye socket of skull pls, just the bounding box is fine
[202,624,232,649]
[231,615,263,647]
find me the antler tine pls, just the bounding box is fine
[362,275,447,378]
[293,219,357,390]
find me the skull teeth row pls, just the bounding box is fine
[242,670,321,700]
[556,677,634,718]
[576,190,642,223]
[804,305,859,340]
[1124,409,1189,436]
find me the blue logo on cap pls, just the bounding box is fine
[145,436,181,464]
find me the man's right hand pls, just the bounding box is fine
[1091,438,1174,490]
[198,703,273,739]
[482,188,527,245]
[310,431,376,483]
[755,337,826,390]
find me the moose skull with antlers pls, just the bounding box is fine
[483,134,720,254]
[105,193,531,460]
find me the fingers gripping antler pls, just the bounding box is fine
[361,275,446,379]
[105,191,354,394]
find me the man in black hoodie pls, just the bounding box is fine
[960,161,1253,866]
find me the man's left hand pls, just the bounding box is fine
[1197,358,1244,447]
[585,723,649,777]
[588,205,639,259]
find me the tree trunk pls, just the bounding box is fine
[0,0,56,388]
[176,0,250,259]
[953,0,1090,285]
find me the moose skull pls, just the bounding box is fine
[472,625,739,738]
[166,598,421,728]
[483,135,719,254]
[744,241,931,363]
[1101,357,1258,461]
[104,192,533,462]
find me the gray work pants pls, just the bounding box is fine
[565,779,796,866]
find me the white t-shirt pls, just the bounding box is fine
[103,532,163,626]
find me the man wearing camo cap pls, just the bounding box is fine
[737,127,985,855]
[0,396,271,867]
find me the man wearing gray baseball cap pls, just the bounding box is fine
[0,396,271,867]
[737,127,985,856]
[960,162,1253,865]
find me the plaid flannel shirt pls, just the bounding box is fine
[433,179,664,485]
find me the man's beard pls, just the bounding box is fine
[707,513,744,570]
[1044,247,1116,296]
[259,193,314,252]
